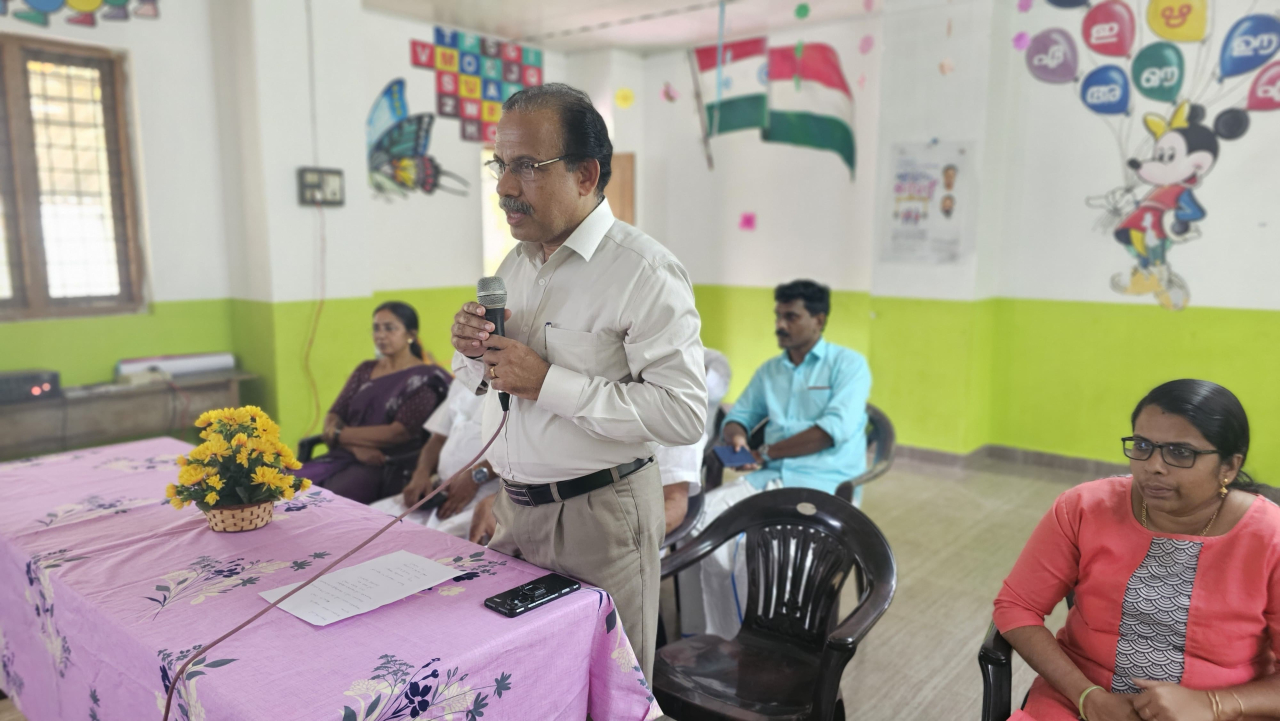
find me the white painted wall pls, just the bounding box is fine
[994,0,1280,310]
[638,15,883,292]
[870,0,996,301]
[1,0,232,303]
[360,10,568,294]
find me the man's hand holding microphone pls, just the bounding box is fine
[450,278,550,402]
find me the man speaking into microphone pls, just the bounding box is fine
[450,83,706,680]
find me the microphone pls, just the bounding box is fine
[477,276,506,341]
[476,276,511,411]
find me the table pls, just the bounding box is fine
[0,438,662,721]
[0,371,256,461]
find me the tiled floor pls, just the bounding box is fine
[0,455,1084,721]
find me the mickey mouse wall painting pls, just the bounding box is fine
[1091,103,1248,310]
[1022,2,1278,310]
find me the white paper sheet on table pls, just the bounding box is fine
[259,550,457,626]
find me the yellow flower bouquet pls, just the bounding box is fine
[166,406,311,532]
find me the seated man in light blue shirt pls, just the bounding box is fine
[682,279,872,639]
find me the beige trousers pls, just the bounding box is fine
[488,462,664,682]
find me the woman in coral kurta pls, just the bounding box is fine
[995,380,1280,721]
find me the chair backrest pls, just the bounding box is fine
[861,404,897,482]
[681,488,895,650]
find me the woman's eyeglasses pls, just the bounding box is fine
[1122,436,1219,468]
[485,156,566,182]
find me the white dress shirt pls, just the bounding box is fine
[651,357,731,495]
[453,199,707,485]
[424,379,485,481]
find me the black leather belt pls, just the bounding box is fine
[502,457,653,507]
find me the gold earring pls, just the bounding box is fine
[1220,478,1230,497]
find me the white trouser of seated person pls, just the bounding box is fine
[370,480,501,539]
[679,472,861,640]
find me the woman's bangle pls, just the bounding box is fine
[332,428,342,446]
[1078,685,1104,721]
[1230,690,1246,720]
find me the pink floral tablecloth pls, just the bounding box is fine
[0,438,662,721]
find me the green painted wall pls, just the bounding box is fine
[693,289,1280,481]
[693,285,871,401]
[866,297,996,455]
[7,287,1277,481]
[988,299,1280,481]
[0,299,235,385]
[265,287,473,442]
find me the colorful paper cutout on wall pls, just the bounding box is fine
[1028,1,1270,311]
[367,79,469,200]
[738,212,756,230]
[614,87,635,109]
[409,28,544,144]
[661,81,679,102]
[691,37,856,173]
[5,0,153,26]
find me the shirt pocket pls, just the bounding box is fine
[545,326,629,381]
[800,384,833,418]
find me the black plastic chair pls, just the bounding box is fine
[979,622,1016,721]
[979,593,1075,721]
[703,405,897,503]
[654,488,897,720]
[663,489,706,550]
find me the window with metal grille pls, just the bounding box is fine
[0,34,141,320]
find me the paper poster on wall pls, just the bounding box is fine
[1019,1,1279,310]
[367,79,468,200]
[409,28,544,144]
[879,142,971,265]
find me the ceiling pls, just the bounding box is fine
[363,0,877,53]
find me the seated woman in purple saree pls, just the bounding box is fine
[300,302,451,504]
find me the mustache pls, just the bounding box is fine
[776,330,789,337]
[500,196,534,216]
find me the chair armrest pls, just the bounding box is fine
[826,584,893,654]
[834,460,895,503]
[811,577,895,720]
[661,490,704,550]
[980,620,1012,666]
[979,621,1014,721]
[297,435,324,463]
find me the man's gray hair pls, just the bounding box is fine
[503,83,613,199]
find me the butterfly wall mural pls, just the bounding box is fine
[366,79,469,200]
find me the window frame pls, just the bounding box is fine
[0,33,143,321]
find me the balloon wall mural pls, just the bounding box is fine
[1019,0,1277,311]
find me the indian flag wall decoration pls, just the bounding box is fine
[690,37,856,174]
[691,37,770,135]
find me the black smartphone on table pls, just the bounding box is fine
[484,573,580,618]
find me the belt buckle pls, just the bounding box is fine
[504,484,535,507]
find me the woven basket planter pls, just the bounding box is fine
[205,501,274,532]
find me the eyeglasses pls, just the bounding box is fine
[485,156,566,182]
[1121,436,1220,468]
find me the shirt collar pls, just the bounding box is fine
[516,198,615,263]
[783,337,827,368]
